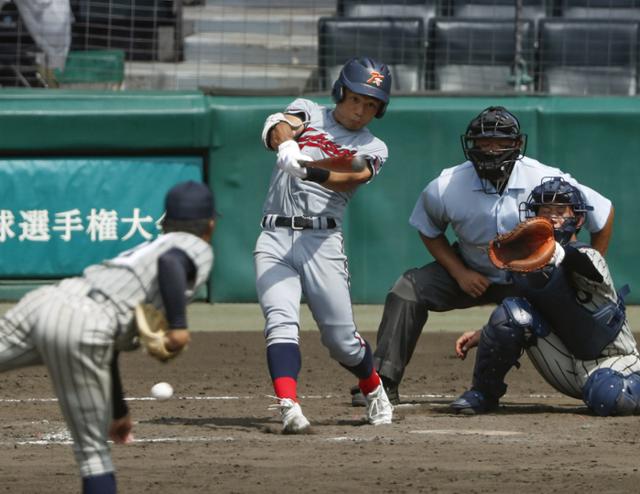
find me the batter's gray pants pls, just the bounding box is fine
[373,261,521,384]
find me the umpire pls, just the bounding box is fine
[353,106,614,405]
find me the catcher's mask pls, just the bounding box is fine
[520,177,593,245]
[332,57,392,118]
[461,106,527,193]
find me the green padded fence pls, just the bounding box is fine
[0,90,638,304]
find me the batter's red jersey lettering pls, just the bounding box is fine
[298,127,357,158]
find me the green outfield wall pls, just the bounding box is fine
[0,90,638,303]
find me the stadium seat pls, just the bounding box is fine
[318,17,426,92]
[428,18,535,92]
[538,19,639,95]
[449,0,550,22]
[338,0,440,27]
[558,0,640,20]
[54,50,125,89]
[70,0,181,62]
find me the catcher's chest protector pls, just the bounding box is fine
[513,266,624,360]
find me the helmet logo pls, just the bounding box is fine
[366,71,385,87]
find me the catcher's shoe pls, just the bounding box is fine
[365,384,393,425]
[450,390,499,415]
[351,377,400,407]
[274,398,311,434]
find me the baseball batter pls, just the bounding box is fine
[0,181,215,493]
[352,106,615,406]
[451,177,640,416]
[255,57,394,432]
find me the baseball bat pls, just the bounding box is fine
[298,155,367,173]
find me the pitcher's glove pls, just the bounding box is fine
[488,217,556,272]
[135,304,180,362]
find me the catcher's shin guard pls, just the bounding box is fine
[471,299,531,401]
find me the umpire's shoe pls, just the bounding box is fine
[450,389,498,415]
[351,377,400,407]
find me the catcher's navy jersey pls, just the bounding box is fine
[525,245,639,399]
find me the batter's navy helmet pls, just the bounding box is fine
[461,106,527,189]
[520,177,593,244]
[331,57,392,118]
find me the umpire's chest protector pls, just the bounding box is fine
[513,266,624,360]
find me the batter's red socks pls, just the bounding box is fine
[359,370,381,396]
[273,376,298,401]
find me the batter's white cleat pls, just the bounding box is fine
[275,398,311,434]
[365,384,393,425]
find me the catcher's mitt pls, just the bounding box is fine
[488,217,556,272]
[135,304,180,362]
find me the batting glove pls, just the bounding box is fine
[276,140,309,179]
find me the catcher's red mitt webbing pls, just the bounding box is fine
[488,217,556,272]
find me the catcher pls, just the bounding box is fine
[451,177,640,416]
[0,180,215,493]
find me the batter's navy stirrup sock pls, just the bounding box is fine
[82,472,116,494]
[341,341,381,395]
[267,343,302,401]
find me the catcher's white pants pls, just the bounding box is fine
[0,278,118,477]
[254,227,366,367]
[526,326,640,399]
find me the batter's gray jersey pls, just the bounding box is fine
[0,231,213,478]
[526,247,640,398]
[261,98,388,223]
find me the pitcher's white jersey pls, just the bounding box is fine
[84,231,213,342]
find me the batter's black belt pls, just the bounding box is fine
[261,215,337,230]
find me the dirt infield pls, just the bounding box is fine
[1,314,640,493]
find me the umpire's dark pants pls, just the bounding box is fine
[373,261,521,384]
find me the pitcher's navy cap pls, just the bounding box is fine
[165,181,216,220]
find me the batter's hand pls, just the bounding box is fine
[276,140,311,179]
[455,330,481,359]
[454,268,490,298]
[109,414,134,444]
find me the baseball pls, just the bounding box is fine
[150,382,174,400]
